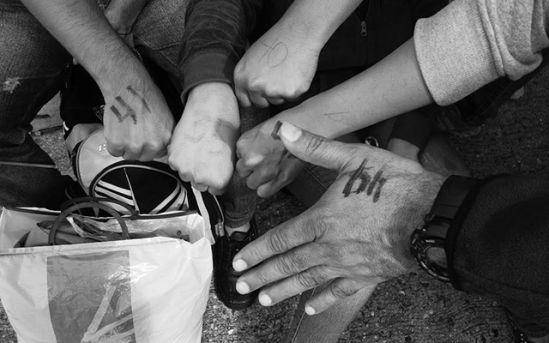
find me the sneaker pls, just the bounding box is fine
[213,218,259,310]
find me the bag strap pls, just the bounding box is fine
[61,196,138,217]
[49,201,130,245]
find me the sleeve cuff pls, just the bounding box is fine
[413,0,499,106]
[180,51,238,102]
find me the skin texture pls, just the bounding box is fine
[234,0,362,107]
[233,122,445,315]
[235,40,431,195]
[20,0,173,161]
[168,82,240,194]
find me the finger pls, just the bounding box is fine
[233,214,315,272]
[236,153,265,178]
[236,243,326,295]
[192,182,208,192]
[256,159,304,198]
[245,167,277,190]
[122,144,143,161]
[256,266,338,307]
[106,142,124,158]
[235,86,252,107]
[277,122,358,171]
[138,143,163,162]
[235,158,253,178]
[248,91,270,108]
[267,97,285,106]
[304,278,363,315]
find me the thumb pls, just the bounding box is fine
[276,121,353,171]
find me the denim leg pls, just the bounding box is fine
[285,285,376,343]
[221,106,271,227]
[131,0,189,80]
[0,1,70,209]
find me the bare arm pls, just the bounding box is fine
[104,0,151,34]
[19,0,141,89]
[263,39,432,139]
[234,0,362,107]
[20,0,174,161]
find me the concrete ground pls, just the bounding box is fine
[0,66,548,342]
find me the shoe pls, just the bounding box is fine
[213,218,259,310]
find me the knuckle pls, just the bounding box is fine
[331,282,357,299]
[267,229,289,254]
[276,255,298,276]
[296,268,326,289]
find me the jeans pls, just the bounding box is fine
[0,0,188,209]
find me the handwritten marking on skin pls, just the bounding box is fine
[2,77,22,93]
[342,159,387,202]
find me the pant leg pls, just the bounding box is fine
[0,1,70,209]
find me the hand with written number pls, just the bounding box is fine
[168,83,240,195]
[233,19,321,108]
[101,70,174,161]
[233,122,445,315]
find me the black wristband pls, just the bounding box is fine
[411,175,481,282]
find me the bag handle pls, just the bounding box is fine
[49,201,130,245]
[61,196,138,217]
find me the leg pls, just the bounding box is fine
[0,1,70,209]
[285,285,376,343]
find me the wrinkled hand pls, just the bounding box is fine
[101,74,174,161]
[234,21,321,108]
[236,120,306,197]
[168,83,239,195]
[233,122,445,315]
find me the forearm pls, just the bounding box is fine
[269,39,433,139]
[20,0,144,89]
[104,0,151,33]
[275,0,363,48]
[180,0,261,96]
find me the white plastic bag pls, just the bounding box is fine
[0,207,212,343]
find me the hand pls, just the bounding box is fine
[103,0,143,48]
[101,71,174,161]
[233,21,321,108]
[168,83,239,195]
[232,122,445,315]
[236,120,305,197]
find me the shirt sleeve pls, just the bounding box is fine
[414,0,549,105]
[178,0,262,100]
[446,174,549,335]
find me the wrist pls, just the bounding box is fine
[410,175,481,282]
[184,82,240,127]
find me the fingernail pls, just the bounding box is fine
[271,120,283,140]
[233,259,248,272]
[246,154,264,166]
[258,293,272,306]
[279,122,302,142]
[305,306,316,316]
[236,281,250,294]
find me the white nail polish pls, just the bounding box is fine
[233,259,247,272]
[236,281,250,295]
[280,122,302,142]
[258,293,272,306]
[305,306,316,316]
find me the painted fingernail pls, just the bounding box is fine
[280,122,302,142]
[236,281,250,295]
[305,306,316,316]
[271,120,283,140]
[258,293,272,306]
[233,259,248,272]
